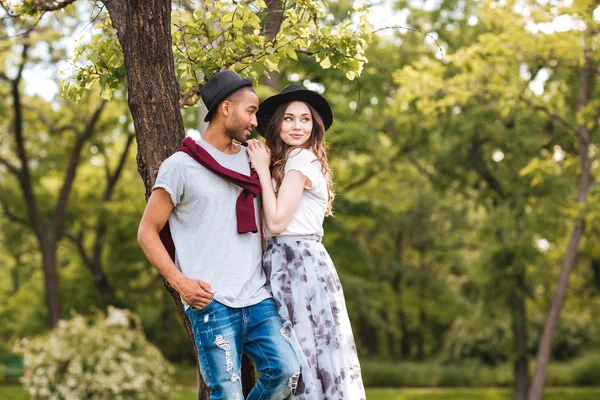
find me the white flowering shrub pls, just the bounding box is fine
[13,306,174,399]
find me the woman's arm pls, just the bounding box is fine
[247,140,308,235]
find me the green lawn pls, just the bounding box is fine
[4,386,600,399]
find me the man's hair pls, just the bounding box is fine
[209,86,255,121]
[225,86,255,104]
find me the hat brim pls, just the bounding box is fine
[204,78,253,122]
[255,90,333,137]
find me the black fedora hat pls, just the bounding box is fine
[200,70,253,122]
[255,84,333,137]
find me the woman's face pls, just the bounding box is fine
[279,101,313,147]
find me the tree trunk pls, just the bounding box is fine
[417,308,425,361]
[263,0,282,90]
[102,1,255,397]
[510,264,529,400]
[103,0,185,197]
[40,236,61,328]
[528,51,593,400]
[398,310,411,358]
[11,253,22,294]
[90,258,119,303]
[591,259,600,292]
[528,223,585,400]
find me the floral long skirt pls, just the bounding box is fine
[263,235,365,400]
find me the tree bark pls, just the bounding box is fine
[263,0,283,90]
[103,0,185,197]
[40,236,61,328]
[528,50,594,400]
[102,1,255,397]
[591,259,600,292]
[510,264,529,400]
[11,253,22,294]
[398,311,411,358]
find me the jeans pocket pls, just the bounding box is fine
[193,298,216,314]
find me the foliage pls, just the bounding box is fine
[359,355,600,388]
[13,307,174,399]
[572,352,600,387]
[441,312,512,365]
[58,0,373,102]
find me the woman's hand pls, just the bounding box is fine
[247,139,271,177]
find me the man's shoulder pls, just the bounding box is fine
[160,151,197,169]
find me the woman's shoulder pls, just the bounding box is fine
[287,148,318,164]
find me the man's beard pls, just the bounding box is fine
[225,113,249,142]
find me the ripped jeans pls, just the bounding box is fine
[186,298,300,400]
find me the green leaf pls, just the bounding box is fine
[320,56,332,69]
[265,54,279,72]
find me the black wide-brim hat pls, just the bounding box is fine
[200,70,253,122]
[256,84,333,137]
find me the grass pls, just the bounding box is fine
[358,354,600,388]
[4,385,600,400]
[362,388,600,400]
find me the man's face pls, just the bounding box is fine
[223,89,259,142]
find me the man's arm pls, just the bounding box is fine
[137,188,214,308]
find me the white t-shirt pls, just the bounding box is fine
[264,149,328,238]
[153,138,270,308]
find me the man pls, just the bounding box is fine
[138,70,300,399]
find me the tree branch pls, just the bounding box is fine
[468,139,506,199]
[105,133,135,201]
[29,0,77,12]
[518,95,575,134]
[22,104,79,135]
[342,144,413,193]
[63,231,93,267]
[180,85,202,107]
[264,0,284,40]
[0,156,21,178]
[373,25,445,61]
[10,44,46,237]
[2,208,31,227]
[53,100,107,233]
[91,133,135,263]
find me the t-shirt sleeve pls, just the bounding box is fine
[284,149,322,191]
[152,154,185,207]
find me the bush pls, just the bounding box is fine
[360,360,513,388]
[360,355,599,388]
[441,313,511,365]
[529,312,596,361]
[573,352,600,386]
[13,307,174,399]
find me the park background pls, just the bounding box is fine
[1,0,600,399]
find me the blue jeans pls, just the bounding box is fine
[186,298,300,400]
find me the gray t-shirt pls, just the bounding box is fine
[153,137,270,308]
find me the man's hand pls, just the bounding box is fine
[174,277,214,309]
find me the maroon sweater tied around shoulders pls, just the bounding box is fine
[159,137,262,261]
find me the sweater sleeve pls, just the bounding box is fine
[284,149,322,191]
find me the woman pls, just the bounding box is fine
[247,85,365,400]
